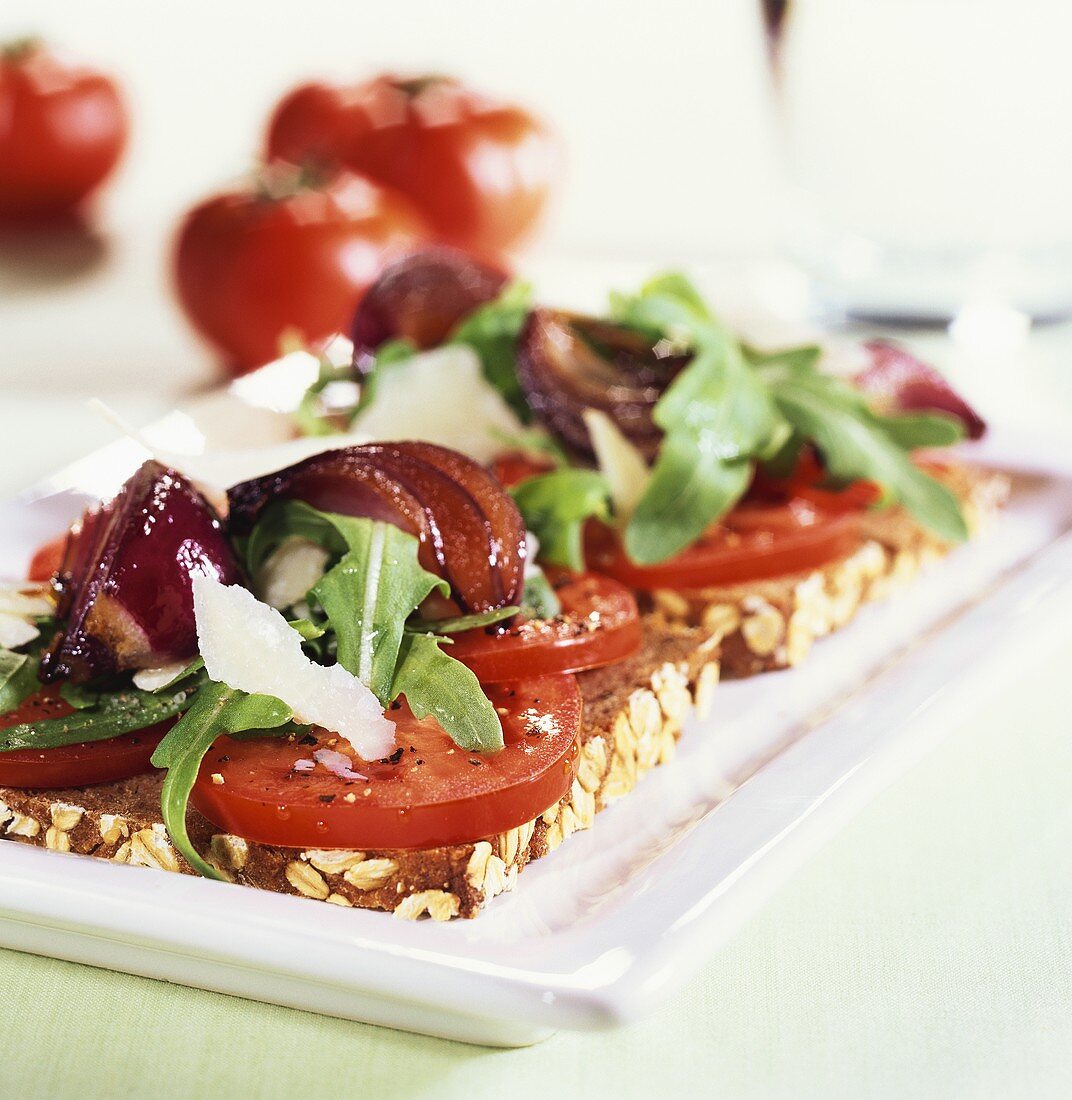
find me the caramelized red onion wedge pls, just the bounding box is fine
[350,247,507,374]
[856,340,986,440]
[40,461,242,684]
[226,442,526,613]
[515,309,687,459]
[51,504,111,621]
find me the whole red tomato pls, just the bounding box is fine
[0,39,128,218]
[265,75,556,260]
[173,166,428,373]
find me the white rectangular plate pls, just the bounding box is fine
[1,435,1070,1046]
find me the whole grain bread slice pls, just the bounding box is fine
[0,614,719,919]
[642,463,1009,676]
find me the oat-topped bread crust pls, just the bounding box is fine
[0,615,719,919]
[644,464,1010,677]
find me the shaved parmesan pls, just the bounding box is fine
[0,587,52,619]
[256,537,330,610]
[583,408,650,523]
[90,343,520,498]
[88,395,373,492]
[350,345,523,462]
[523,531,541,577]
[192,574,395,761]
[0,612,38,650]
[132,661,192,692]
[154,434,375,492]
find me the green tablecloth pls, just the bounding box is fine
[3,398,1071,1098]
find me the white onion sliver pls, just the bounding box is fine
[313,748,367,782]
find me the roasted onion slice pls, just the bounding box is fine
[515,309,687,458]
[350,247,507,374]
[40,461,241,683]
[227,442,526,612]
[856,340,986,440]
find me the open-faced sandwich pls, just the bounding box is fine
[0,444,715,918]
[0,251,1006,919]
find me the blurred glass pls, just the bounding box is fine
[769,0,1072,320]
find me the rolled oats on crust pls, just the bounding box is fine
[645,464,1009,676]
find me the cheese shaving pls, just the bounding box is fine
[192,574,395,761]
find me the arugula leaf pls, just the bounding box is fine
[0,624,54,715]
[510,469,611,571]
[612,272,784,562]
[288,618,326,642]
[152,683,292,880]
[145,657,206,692]
[243,500,351,577]
[621,274,782,460]
[447,281,533,422]
[293,355,354,438]
[390,633,503,753]
[760,430,807,478]
[244,502,506,752]
[874,412,965,450]
[625,433,751,564]
[487,426,569,467]
[408,606,519,635]
[57,657,207,709]
[519,566,562,619]
[0,677,201,753]
[654,342,781,461]
[610,271,720,343]
[59,681,101,710]
[742,343,823,373]
[0,648,39,715]
[293,341,417,436]
[772,371,968,541]
[310,519,447,701]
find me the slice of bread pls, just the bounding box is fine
[0,615,719,919]
[642,464,1009,676]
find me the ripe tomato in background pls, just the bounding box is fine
[173,166,428,374]
[0,39,128,219]
[265,74,557,261]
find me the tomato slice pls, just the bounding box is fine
[448,572,642,681]
[791,481,882,513]
[191,675,581,850]
[28,533,66,583]
[491,450,557,489]
[586,502,862,590]
[0,689,170,788]
[749,449,882,514]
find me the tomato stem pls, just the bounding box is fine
[392,74,453,98]
[1,36,42,63]
[254,160,329,202]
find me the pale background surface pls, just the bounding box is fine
[2,1,1072,1095]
